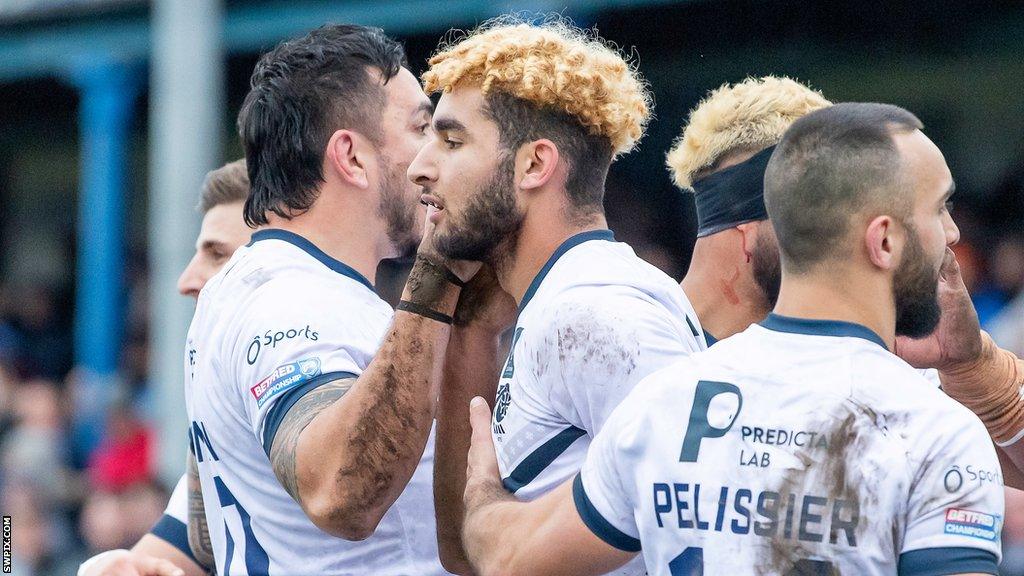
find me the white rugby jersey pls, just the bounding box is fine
[576,314,1004,576]
[184,229,445,576]
[493,230,705,574]
[147,475,196,564]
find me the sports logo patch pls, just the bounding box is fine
[943,508,1000,541]
[250,358,322,408]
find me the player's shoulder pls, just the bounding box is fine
[625,355,704,408]
[202,242,391,354]
[855,352,991,444]
[521,282,690,355]
[234,239,387,313]
[563,238,684,296]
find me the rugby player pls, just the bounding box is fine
[409,18,706,575]
[669,76,830,344]
[79,160,250,576]
[671,80,1024,495]
[458,103,1005,575]
[182,25,463,574]
[669,75,1020,496]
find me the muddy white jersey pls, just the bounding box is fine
[184,229,445,576]
[492,230,706,575]
[577,314,1004,576]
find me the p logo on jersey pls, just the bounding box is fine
[680,380,743,462]
[251,357,322,408]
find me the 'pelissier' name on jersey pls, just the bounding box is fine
[576,315,1005,576]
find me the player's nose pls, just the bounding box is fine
[177,255,205,300]
[407,144,437,186]
[944,213,961,247]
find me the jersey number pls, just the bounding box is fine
[215,476,270,574]
[669,547,836,575]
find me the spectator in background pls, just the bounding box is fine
[79,483,171,556]
[987,235,1024,355]
[87,402,153,491]
[6,286,73,380]
[1,378,71,504]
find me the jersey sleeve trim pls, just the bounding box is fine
[148,514,199,565]
[571,474,641,553]
[501,426,586,493]
[897,547,998,576]
[261,370,358,455]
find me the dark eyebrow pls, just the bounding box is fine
[413,100,434,118]
[433,116,466,133]
[200,240,228,252]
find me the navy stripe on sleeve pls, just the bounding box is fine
[572,473,641,552]
[149,514,199,564]
[261,371,358,455]
[501,426,586,493]
[898,547,998,576]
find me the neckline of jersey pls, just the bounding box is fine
[517,229,616,314]
[759,313,887,350]
[247,229,375,292]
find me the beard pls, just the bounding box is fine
[376,156,419,258]
[751,225,782,309]
[894,223,942,338]
[433,153,524,262]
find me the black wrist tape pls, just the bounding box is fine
[397,300,454,325]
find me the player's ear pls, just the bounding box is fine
[735,222,760,264]
[865,214,898,271]
[324,129,370,190]
[517,139,561,192]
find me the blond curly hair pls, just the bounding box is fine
[422,17,651,157]
[666,76,831,189]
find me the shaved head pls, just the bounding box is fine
[764,102,923,273]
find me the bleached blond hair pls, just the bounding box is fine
[422,17,651,157]
[666,76,832,189]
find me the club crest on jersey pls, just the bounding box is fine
[250,357,322,408]
[943,508,1000,541]
[494,382,511,423]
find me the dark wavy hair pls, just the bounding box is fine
[237,24,407,227]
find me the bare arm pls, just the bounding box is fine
[461,398,635,576]
[185,452,214,571]
[433,267,515,574]
[268,253,469,540]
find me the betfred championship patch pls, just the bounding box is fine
[250,358,322,408]
[943,508,1000,541]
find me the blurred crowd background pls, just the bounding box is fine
[1,0,1023,574]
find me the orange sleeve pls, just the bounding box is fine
[941,331,1024,446]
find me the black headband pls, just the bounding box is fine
[691,145,775,238]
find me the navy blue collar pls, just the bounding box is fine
[518,229,616,313]
[703,330,719,347]
[248,229,375,292]
[760,313,887,350]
